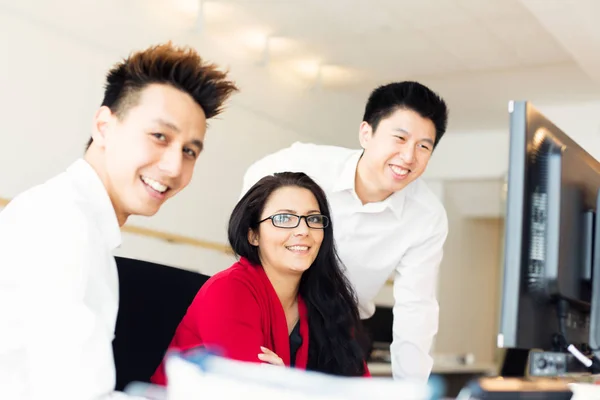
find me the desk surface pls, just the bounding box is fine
[367,361,498,376]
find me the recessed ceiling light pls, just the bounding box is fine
[174,0,200,16]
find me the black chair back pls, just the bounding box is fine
[112,256,210,390]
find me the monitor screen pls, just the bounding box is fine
[498,101,600,352]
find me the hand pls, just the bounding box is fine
[258,346,284,366]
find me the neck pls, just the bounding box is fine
[355,157,392,204]
[263,266,301,311]
[84,149,129,227]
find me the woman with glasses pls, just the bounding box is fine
[150,172,369,385]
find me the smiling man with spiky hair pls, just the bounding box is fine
[0,42,237,399]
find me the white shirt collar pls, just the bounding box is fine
[331,150,407,219]
[66,158,122,250]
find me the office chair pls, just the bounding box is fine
[112,256,210,391]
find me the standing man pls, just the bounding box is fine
[241,81,448,383]
[0,43,237,399]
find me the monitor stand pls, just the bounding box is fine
[501,348,590,377]
[500,348,529,377]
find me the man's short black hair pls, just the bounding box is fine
[362,81,448,148]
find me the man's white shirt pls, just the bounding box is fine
[242,142,448,382]
[0,159,132,399]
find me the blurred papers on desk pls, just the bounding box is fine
[128,350,445,400]
[569,382,600,400]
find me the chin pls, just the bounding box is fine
[288,263,312,273]
[389,176,413,189]
[132,205,161,217]
[391,181,410,191]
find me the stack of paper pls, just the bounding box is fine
[153,350,444,400]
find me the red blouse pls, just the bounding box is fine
[151,257,369,385]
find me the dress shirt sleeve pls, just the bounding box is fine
[241,142,310,197]
[3,208,124,400]
[185,277,265,363]
[390,209,448,383]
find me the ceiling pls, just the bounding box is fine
[211,0,570,80]
[2,0,600,144]
[195,0,600,136]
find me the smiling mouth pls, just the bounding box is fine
[390,164,411,177]
[286,245,310,253]
[141,175,170,195]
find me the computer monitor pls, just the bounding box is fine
[498,101,600,353]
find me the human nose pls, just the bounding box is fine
[158,146,183,177]
[400,145,416,165]
[292,217,310,236]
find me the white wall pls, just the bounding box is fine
[436,212,504,365]
[434,182,505,365]
[424,100,600,181]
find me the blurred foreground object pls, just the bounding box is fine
[127,349,445,400]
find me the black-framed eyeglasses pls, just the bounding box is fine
[259,213,329,229]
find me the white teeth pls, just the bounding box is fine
[141,176,168,193]
[287,246,309,251]
[390,165,409,176]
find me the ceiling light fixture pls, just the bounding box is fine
[174,0,201,17]
[293,59,322,80]
[259,36,271,66]
[195,0,204,33]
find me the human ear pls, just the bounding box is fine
[358,121,373,149]
[91,106,115,148]
[247,228,259,246]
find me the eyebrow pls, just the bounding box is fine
[393,128,434,147]
[275,209,321,214]
[190,139,204,153]
[153,118,204,152]
[154,118,180,133]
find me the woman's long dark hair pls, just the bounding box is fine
[228,172,366,376]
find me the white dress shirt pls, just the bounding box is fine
[0,159,133,399]
[242,142,448,382]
